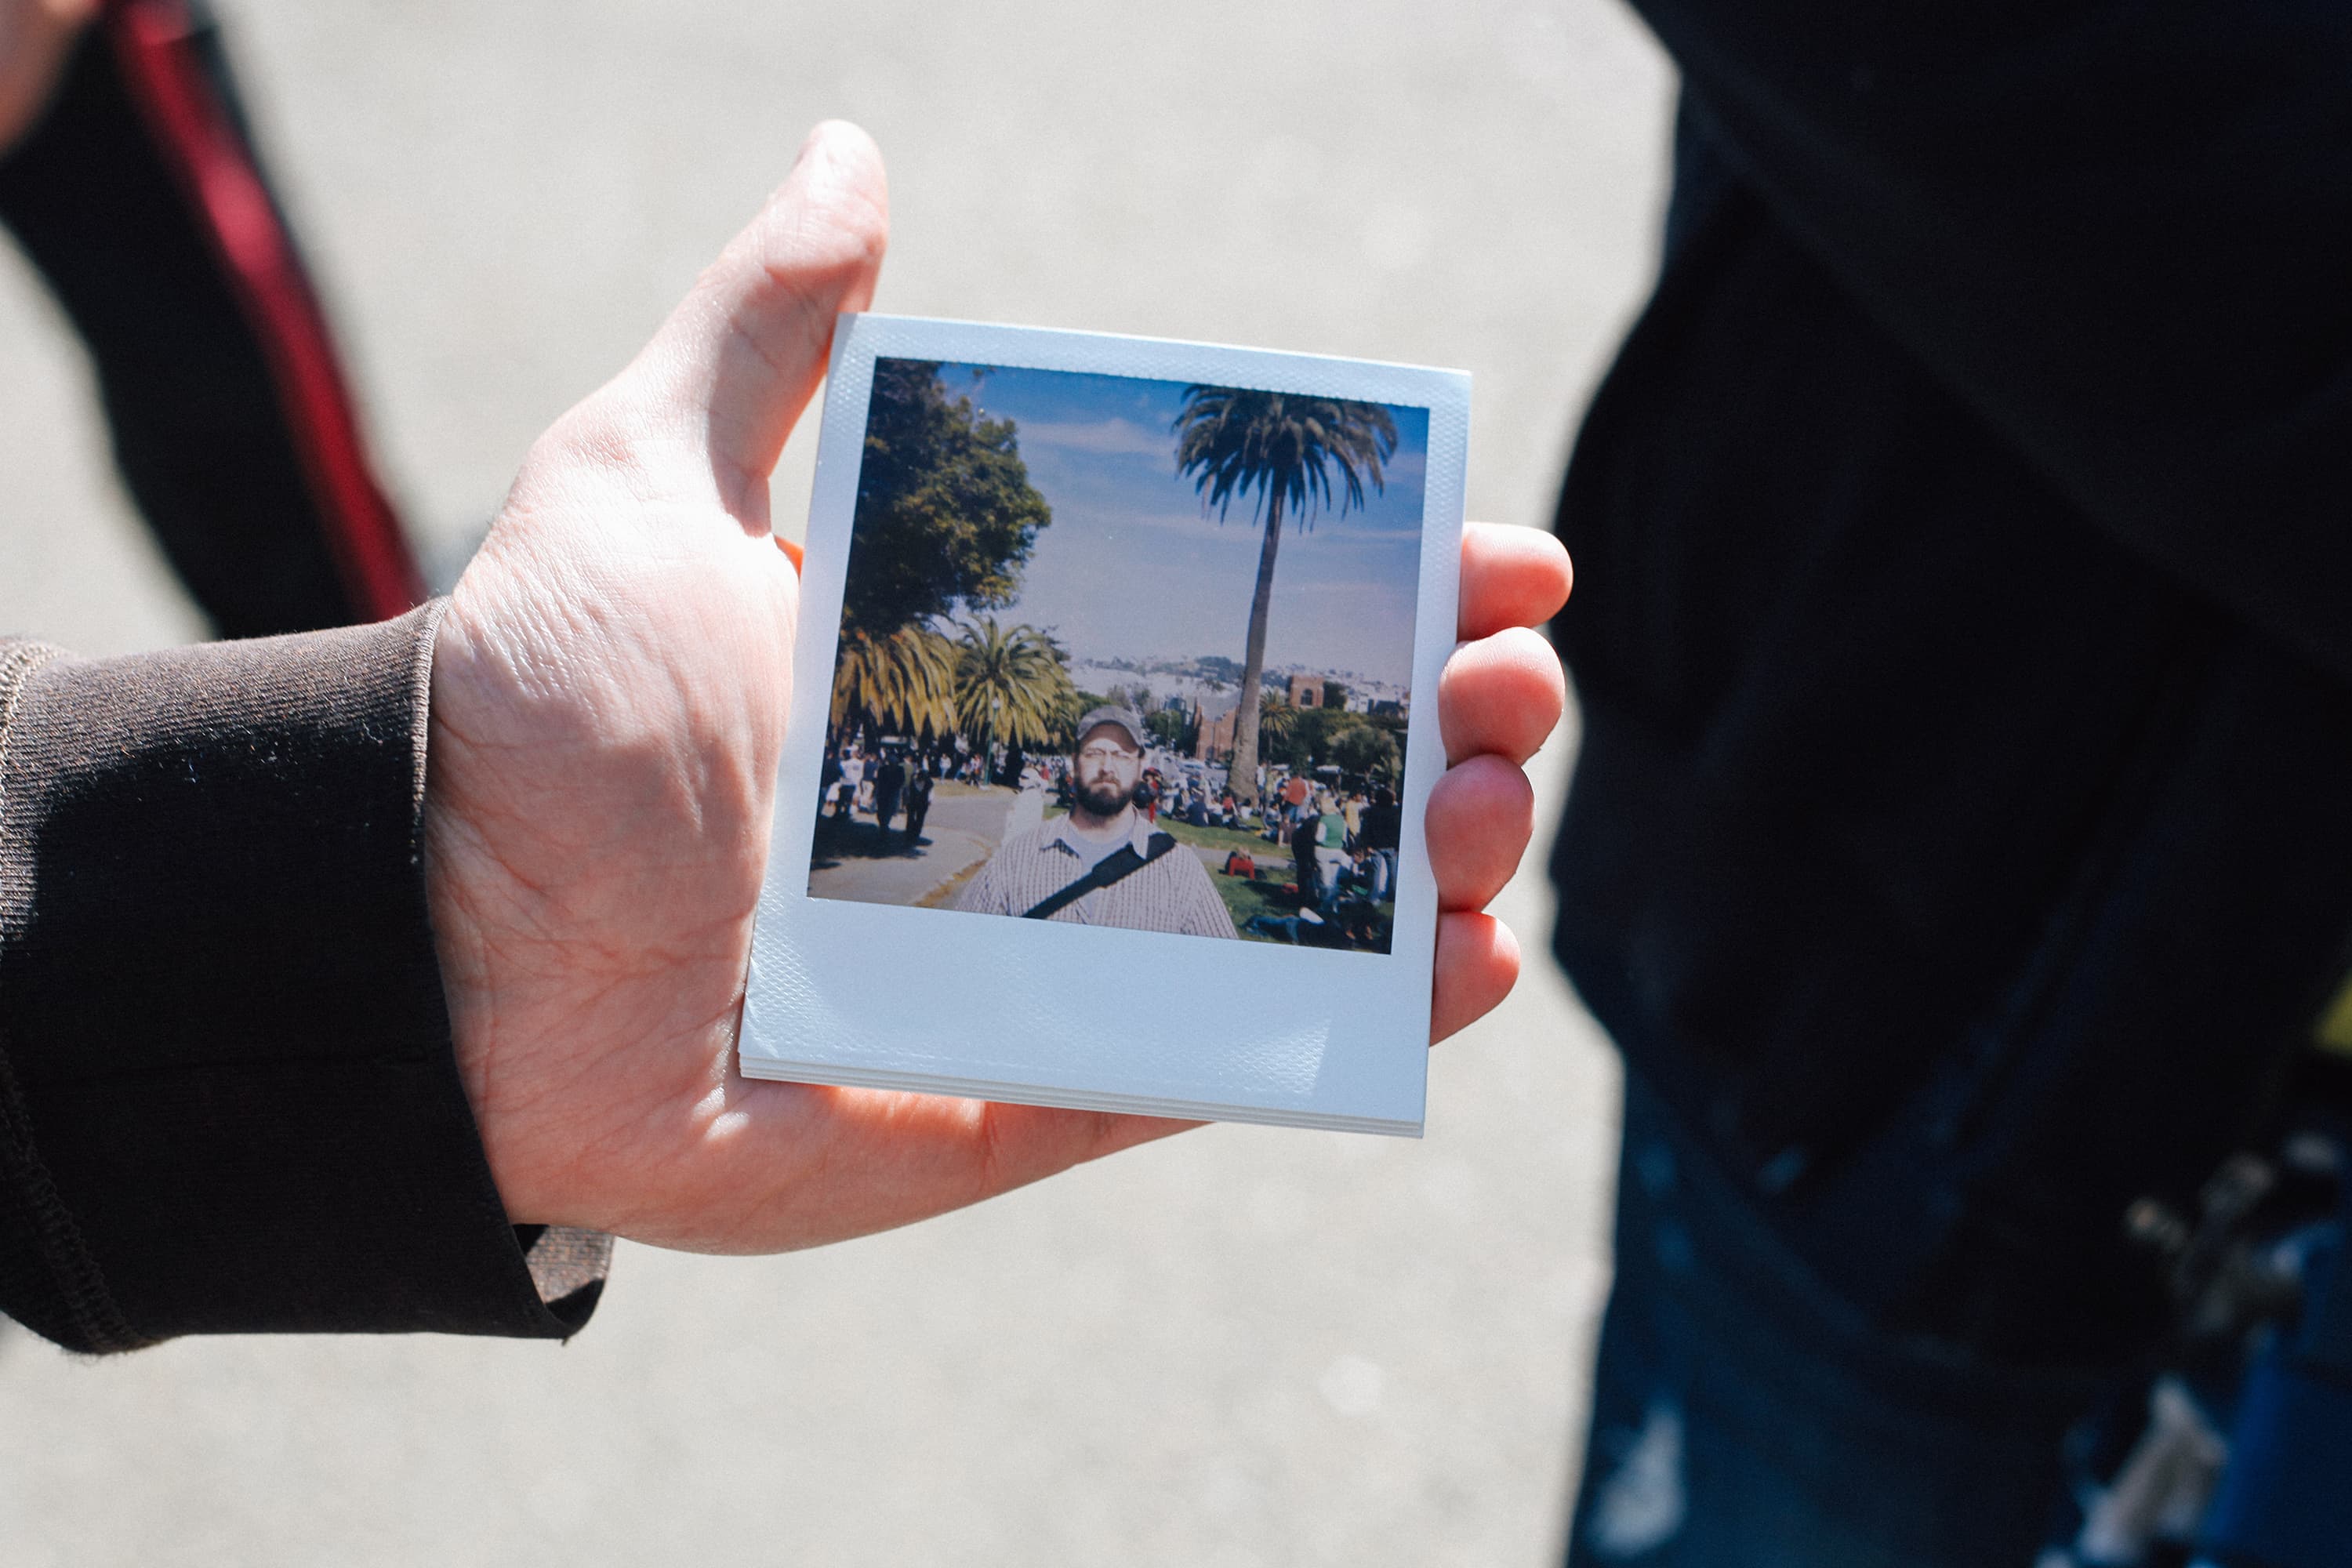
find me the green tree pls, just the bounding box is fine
[830,623,956,742]
[1257,702,1331,775]
[1172,387,1398,804]
[843,360,1054,635]
[953,616,1073,782]
[1330,719,1402,784]
[1046,688,1111,750]
[1257,691,1301,747]
[1144,708,1189,751]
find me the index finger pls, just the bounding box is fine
[1459,521,1573,641]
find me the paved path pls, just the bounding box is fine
[0,2,1671,1563]
[811,786,1014,908]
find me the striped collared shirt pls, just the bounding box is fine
[956,812,1239,939]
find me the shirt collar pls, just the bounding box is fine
[1041,812,1149,858]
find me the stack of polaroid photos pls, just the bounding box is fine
[739,314,1468,1135]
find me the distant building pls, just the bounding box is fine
[1192,695,1240,760]
[1192,677,1370,760]
[1370,696,1408,720]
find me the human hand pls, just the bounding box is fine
[423,122,1570,1254]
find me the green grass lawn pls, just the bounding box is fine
[1216,860,1305,931]
[1214,865,1397,949]
[1043,803,1394,948]
[1150,814,1283,858]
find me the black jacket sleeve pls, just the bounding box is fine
[0,605,607,1350]
[1629,0,2352,686]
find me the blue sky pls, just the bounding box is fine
[927,362,1428,690]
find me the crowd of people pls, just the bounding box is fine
[818,736,1402,915]
[1258,778,1401,913]
[818,741,937,848]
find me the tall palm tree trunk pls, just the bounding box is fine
[1231,488,1286,805]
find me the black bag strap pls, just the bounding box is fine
[1023,832,1178,920]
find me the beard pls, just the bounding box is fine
[1075,778,1133,818]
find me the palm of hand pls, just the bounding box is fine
[421,124,1568,1254]
[425,438,818,1251]
[430,481,1174,1251]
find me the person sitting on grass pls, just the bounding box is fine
[1309,789,1350,909]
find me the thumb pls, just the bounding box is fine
[614,121,888,523]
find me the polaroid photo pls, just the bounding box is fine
[739,314,1468,1134]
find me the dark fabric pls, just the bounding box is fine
[0,21,383,638]
[0,606,607,1348]
[1564,1072,2114,1566]
[1628,1,2352,689]
[1549,9,2352,1363]
[1021,831,1178,920]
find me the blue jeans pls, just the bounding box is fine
[1565,1073,2118,1567]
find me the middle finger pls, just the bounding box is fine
[1439,626,1566,767]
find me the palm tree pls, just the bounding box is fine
[953,615,1074,782]
[831,623,956,742]
[1173,387,1397,803]
[1257,691,1300,746]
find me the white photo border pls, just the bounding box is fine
[739,314,1470,1135]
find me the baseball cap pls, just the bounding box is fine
[1074,706,1148,753]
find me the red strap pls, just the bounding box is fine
[104,0,423,622]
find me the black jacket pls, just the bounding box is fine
[0,611,605,1350]
[0,12,596,1351]
[1552,3,2352,1358]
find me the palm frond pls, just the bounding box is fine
[831,624,957,737]
[1171,388,1399,532]
[1257,691,1300,742]
[953,615,1076,751]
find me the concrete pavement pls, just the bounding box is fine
[812,786,1015,909]
[0,3,1672,1563]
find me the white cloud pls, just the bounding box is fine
[1010,416,1174,460]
